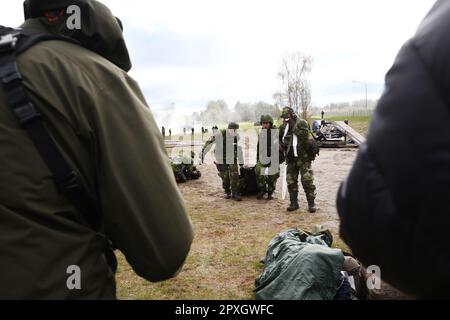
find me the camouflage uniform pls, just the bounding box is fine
[201,123,244,200]
[286,157,316,203]
[217,164,240,195]
[170,152,201,183]
[255,163,279,196]
[256,115,280,199]
[280,108,317,212]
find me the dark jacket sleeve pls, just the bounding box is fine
[337,0,450,298]
[92,73,194,282]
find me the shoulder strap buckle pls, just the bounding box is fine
[0,33,19,53]
[13,102,41,125]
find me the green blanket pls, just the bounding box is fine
[255,229,344,300]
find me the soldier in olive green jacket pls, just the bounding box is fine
[201,123,244,201]
[279,107,317,213]
[0,0,193,299]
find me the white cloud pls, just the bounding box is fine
[107,0,436,110]
[1,0,437,123]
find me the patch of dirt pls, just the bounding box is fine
[188,147,358,229]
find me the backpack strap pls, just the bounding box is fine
[0,28,100,232]
[0,27,118,273]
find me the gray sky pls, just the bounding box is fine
[1,0,437,121]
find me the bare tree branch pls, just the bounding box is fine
[276,52,313,119]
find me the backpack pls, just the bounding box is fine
[0,26,117,272]
[239,166,258,195]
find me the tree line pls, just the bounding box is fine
[191,100,281,126]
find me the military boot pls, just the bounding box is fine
[232,193,242,201]
[267,191,274,200]
[308,200,317,213]
[257,188,266,200]
[287,192,299,212]
[224,190,232,199]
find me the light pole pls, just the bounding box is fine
[353,81,368,110]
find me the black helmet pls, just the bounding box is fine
[24,0,84,20]
[23,0,124,31]
[23,0,131,72]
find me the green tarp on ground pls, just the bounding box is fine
[255,229,345,300]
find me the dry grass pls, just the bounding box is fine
[116,179,350,300]
[116,122,364,300]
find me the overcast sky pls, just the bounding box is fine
[1,0,437,122]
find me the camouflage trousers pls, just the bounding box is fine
[286,158,316,203]
[255,162,279,194]
[217,164,240,194]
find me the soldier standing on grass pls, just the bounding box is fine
[279,107,318,213]
[201,122,244,201]
[256,115,280,200]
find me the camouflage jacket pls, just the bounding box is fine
[257,126,279,166]
[202,129,244,165]
[279,119,310,161]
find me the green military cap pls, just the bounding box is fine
[228,122,240,130]
[260,115,274,124]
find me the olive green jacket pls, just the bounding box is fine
[201,129,244,165]
[279,118,310,162]
[0,5,193,300]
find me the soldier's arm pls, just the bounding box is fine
[201,136,216,158]
[91,74,193,282]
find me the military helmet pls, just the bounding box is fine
[23,0,125,31]
[280,107,295,118]
[23,0,86,19]
[23,0,130,72]
[228,122,239,130]
[312,225,333,247]
[260,115,274,125]
[281,107,299,122]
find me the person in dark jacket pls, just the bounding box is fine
[337,0,450,299]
